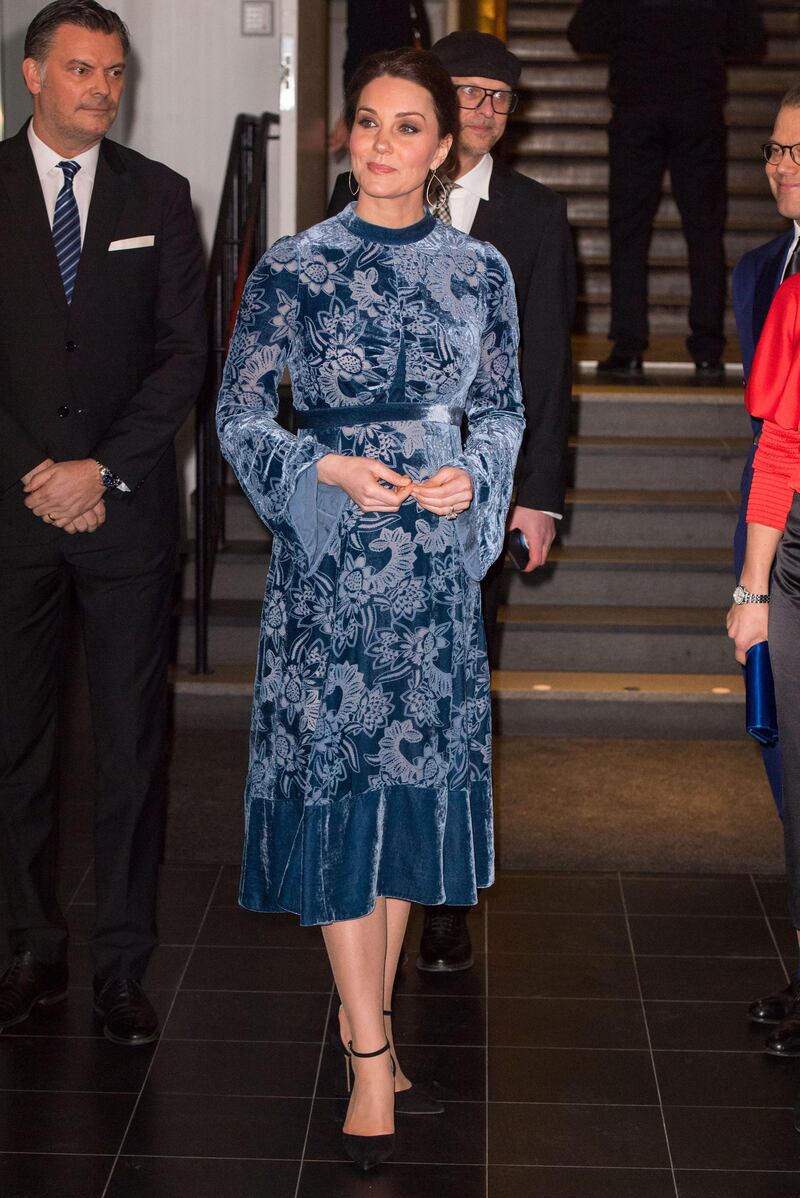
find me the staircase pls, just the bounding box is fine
[175,1,799,741]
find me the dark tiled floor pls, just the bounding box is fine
[2,869,800,1196]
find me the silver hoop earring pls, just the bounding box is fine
[348,170,359,197]
[425,170,442,208]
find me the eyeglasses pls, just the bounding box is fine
[762,141,800,166]
[455,84,519,115]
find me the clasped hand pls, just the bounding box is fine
[726,601,769,666]
[317,454,473,515]
[21,458,107,534]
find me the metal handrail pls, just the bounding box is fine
[194,112,280,674]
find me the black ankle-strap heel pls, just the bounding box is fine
[341,1039,395,1171]
[382,1008,445,1116]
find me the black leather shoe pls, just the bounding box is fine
[417,907,473,973]
[749,979,800,1025]
[694,360,726,382]
[765,1012,800,1057]
[0,951,68,1029]
[596,352,643,377]
[93,977,158,1046]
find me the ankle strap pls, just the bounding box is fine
[383,1009,392,1017]
[348,1038,391,1059]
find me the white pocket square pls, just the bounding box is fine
[108,235,155,251]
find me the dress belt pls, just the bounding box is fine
[294,403,464,429]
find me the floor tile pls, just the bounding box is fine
[108,1157,299,1197]
[0,1090,135,1153]
[489,911,630,955]
[488,1101,669,1168]
[665,1105,800,1170]
[305,1095,486,1164]
[394,952,486,997]
[629,914,778,959]
[0,989,174,1039]
[489,1165,676,1197]
[676,1169,800,1197]
[622,875,762,917]
[771,918,799,959]
[645,999,773,1052]
[316,1039,484,1102]
[163,989,331,1042]
[198,906,321,948]
[488,873,623,914]
[754,878,790,919]
[147,1037,321,1096]
[298,1160,485,1197]
[210,864,244,905]
[0,1153,111,1198]
[68,902,206,946]
[181,945,332,992]
[122,1091,310,1158]
[489,995,648,1049]
[489,952,640,999]
[656,1049,800,1108]
[489,1045,658,1105]
[388,993,486,1046]
[636,956,786,1002]
[0,1034,153,1092]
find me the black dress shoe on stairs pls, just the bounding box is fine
[93,977,159,1046]
[417,907,473,973]
[0,951,68,1029]
[694,360,726,382]
[596,352,644,377]
[749,978,800,1025]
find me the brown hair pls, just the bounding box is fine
[25,0,130,63]
[344,47,459,177]
[781,84,800,109]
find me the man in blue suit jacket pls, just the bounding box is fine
[733,86,800,1053]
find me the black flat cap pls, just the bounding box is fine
[431,31,521,88]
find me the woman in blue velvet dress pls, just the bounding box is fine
[217,48,523,1169]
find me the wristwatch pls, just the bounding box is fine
[95,459,123,491]
[732,584,769,604]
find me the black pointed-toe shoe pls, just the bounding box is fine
[329,1007,445,1116]
[417,907,473,972]
[0,951,68,1029]
[341,1040,395,1171]
[596,352,644,377]
[749,979,800,1025]
[93,977,159,1046]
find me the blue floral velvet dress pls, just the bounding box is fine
[217,203,524,926]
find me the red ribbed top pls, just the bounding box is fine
[745,273,800,531]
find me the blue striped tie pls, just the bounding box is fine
[53,160,81,302]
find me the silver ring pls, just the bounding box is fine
[445,506,457,520]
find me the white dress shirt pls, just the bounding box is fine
[781,220,800,278]
[27,121,100,247]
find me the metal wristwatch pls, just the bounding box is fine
[732,584,769,605]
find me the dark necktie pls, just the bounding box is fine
[430,177,458,225]
[53,160,81,302]
[782,238,800,282]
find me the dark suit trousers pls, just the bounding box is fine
[768,495,800,926]
[608,104,727,363]
[0,532,175,981]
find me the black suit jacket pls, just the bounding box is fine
[328,161,576,512]
[0,123,206,545]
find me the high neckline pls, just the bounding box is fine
[339,201,436,245]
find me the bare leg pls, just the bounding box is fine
[322,900,394,1136]
[339,897,412,1091]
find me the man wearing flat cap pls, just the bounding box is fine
[329,30,576,972]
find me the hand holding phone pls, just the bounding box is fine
[507,528,530,571]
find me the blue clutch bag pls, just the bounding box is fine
[745,640,779,747]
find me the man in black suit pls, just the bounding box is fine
[0,1,206,1044]
[329,31,576,970]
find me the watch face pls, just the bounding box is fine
[733,586,746,604]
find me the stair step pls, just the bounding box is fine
[578,302,742,336]
[566,193,786,223]
[575,226,784,262]
[170,666,746,740]
[567,434,750,490]
[518,63,799,94]
[560,487,737,548]
[509,5,797,36]
[509,34,800,66]
[511,126,784,161]
[516,159,774,192]
[514,93,784,127]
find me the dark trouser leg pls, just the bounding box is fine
[0,545,69,964]
[480,554,504,671]
[69,540,176,984]
[769,498,800,929]
[668,105,727,365]
[608,106,667,356]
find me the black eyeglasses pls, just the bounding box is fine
[455,84,519,115]
[762,141,800,166]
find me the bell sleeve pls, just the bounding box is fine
[449,249,525,581]
[216,239,347,572]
